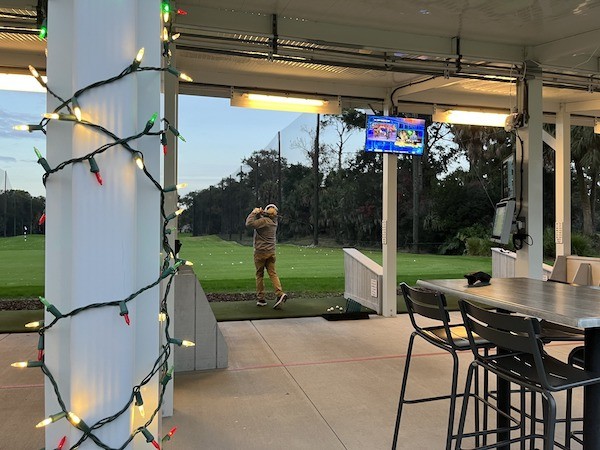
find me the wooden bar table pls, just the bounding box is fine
[417,277,600,450]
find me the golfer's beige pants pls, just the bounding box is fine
[254,252,283,299]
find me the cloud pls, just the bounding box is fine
[0,155,17,163]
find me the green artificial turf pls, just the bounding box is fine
[209,295,371,321]
[209,293,462,321]
[0,309,44,333]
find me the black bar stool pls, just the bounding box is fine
[456,300,600,450]
[391,283,488,450]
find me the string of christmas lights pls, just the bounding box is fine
[12,3,189,449]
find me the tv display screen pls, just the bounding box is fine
[490,199,516,244]
[365,116,426,155]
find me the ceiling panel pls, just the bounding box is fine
[2,0,600,117]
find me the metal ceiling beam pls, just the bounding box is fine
[391,77,463,99]
[178,67,388,100]
[0,1,36,9]
[0,46,44,73]
[565,98,600,113]
[175,5,525,65]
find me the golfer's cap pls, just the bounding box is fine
[264,204,278,212]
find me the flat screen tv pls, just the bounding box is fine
[490,198,516,244]
[365,116,426,155]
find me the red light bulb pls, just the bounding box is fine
[57,436,67,450]
[38,349,44,361]
[95,172,103,185]
[163,144,168,155]
[38,213,46,225]
[168,427,177,437]
[151,440,160,449]
[176,8,187,15]
[123,313,130,326]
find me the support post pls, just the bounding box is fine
[45,1,161,448]
[382,152,398,317]
[515,63,544,279]
[555,104,571,257]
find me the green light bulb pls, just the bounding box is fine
[168,124,186,142]
[38,296,62,318]
[38,19,47,40]
[145,112,159,131]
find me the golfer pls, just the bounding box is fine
[245,204,287,309]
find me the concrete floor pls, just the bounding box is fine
[0,313,584,449]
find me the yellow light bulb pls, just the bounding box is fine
[11,361,28,368]
[73,107,82,122]
[171,32,180,41]
[134,154,144,170]
[43,113,59,120]
[163,11,170,23]
[138,404,145,417]
[158,313,167,322]
[25,321,42,328]
[13,125,30,131]
[176,182,188,189]
[181,340,196,347]
[36,411,66,428]
[184,260,194,266]
[35,417,53,428]
[162,27,169,42]
[135,48,145,64]
[175,208,184,216]
[68,412,81,425]
[179,72,193,82]
[29,65,40,79]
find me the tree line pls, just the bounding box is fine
[179,110,600,256]
[0,190,46,237]
[4,111,598,256]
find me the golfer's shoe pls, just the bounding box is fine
[273,293,287,310]
[256,299,267,307]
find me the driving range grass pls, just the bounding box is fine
[0,234,491,327]
[178,234,492,293]
[0,235,45,298]
[0,234,493,298]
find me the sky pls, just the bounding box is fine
[0,89,365,198]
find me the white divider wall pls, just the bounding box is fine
[45,2,161,448]
[343,248,383,314]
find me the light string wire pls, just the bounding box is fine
[14,8,190,449]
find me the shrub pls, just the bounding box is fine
[572,233,592,256]
[465,237,493,256]
[439,224,491,255]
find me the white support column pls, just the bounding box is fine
[515,66,544,279]
[382,153,398,317]
[45,2,161,449]
[555,104,571,256]
[162,48,179,417]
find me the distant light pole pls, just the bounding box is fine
[2,170,6,237]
